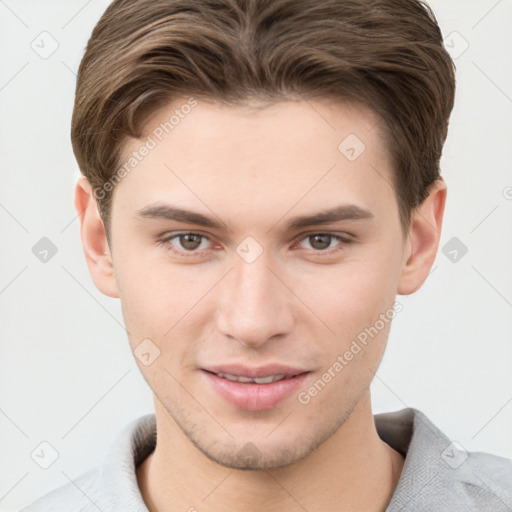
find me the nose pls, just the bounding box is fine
[215,249,294,349]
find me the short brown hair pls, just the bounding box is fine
[71,0,456,240]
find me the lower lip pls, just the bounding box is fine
[202,371,310,411]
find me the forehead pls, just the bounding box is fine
[112,96,396,228]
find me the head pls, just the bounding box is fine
[74,0,455,470]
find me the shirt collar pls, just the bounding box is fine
[97,407,473,512]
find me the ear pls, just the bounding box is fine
[397,179,447,295]
[74,177,119,298]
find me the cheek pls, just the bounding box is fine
[294,254,397,334]
[115,257,211,383]
[115,252,207,335]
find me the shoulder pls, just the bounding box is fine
[458,450,512,508]
[19,467,101,512]
[408,450,512,512]
[425,450,512,511]
[378,408,512,511]
[18,414,155,511]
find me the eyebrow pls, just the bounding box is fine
[134,203,374,231]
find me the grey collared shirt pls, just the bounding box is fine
[20,408,512,511]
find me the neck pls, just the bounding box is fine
[137,391,404,512]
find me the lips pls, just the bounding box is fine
[201,364,311,410]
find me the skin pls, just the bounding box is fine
[75,96,446,512]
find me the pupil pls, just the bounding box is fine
[181,234,201,250]
[311,234,330,250]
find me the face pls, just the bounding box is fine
[107,97,409,469]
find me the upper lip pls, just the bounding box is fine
[202,364,309,378]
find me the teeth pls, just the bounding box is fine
[216,372,288,384]
[253,375,287,384]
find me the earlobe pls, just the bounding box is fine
[397,179,447,295]
[74,177,119,298]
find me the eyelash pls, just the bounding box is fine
[156,231,355,258]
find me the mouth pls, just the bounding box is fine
[201,365,311,411]
[209,372,297,384]
[202,363,309,380]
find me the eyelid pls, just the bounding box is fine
[293,230,355,242]
[292,232,354,253]
[158,231,216,257]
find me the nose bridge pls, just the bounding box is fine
[216,245,293,347]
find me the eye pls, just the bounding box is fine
[157,231,354,258]
[158,232,213,257]
[295,232,354,253]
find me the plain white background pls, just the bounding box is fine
[1,1,511,510]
